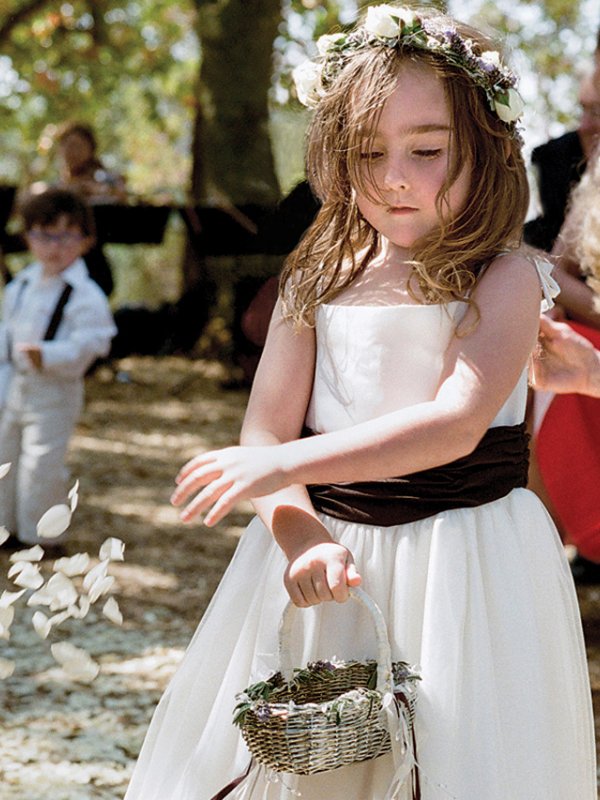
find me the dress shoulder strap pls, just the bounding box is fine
[475,249,559,311]
[523,253,559,312]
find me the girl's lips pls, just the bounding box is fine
[388,206,417,215]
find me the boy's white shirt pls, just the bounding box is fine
[0,257,116,380]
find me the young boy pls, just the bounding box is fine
[0,188,116,547]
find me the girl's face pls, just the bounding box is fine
[355,62,470,253]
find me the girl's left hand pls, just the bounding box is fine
[171,445,290,525]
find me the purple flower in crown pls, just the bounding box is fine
[254,701,271,722]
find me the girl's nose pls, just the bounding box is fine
[382,159,409,192]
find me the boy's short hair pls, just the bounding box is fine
[20,188,95,238]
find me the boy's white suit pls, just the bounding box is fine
[0,258,116,543]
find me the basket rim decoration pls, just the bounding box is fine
[233,587,420,776]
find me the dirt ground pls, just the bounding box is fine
[0,355,599,799]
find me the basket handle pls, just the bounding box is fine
[278,586,394,695]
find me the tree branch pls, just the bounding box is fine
[0,0,51,44]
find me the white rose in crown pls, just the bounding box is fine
[316,33,345,56]
[293,60,324,107]
[365,5,417,37]
[480,50,501,68]
[493,87,525,123]
[365,5,400,38]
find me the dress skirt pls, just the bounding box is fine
[124,488,596,800]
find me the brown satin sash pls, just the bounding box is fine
[304,423,530,526]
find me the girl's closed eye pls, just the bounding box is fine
[360,150,384,160]
[413,148,443,159]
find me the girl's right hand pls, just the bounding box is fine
[284,541,362,607]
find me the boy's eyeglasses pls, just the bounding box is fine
[28,232,85,244]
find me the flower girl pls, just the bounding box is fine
[126,6,596,799]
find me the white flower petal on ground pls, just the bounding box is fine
[12,562,44,590]
[82,559,109,592]
[45,573,79,611]
[0,606,15,638]
[0,657,15,679]
[27,585,54,607]
[77,596,91,619]
[48,609,72,628]
[0,526,10,546]
[0,589,26,607]
[99,537,125,562]
[102,597,123,626]
[37,504,72,539]
[32,611,51,640]
[53,552,90,577]
[9,545,44,563]
[0,462,11,480]
[68,480,79,512]
[88,575,115,604]
[51,642,100,683]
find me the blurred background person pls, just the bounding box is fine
[55,122,128,296]
[524,30,600,252]
[529,141,600,581]
[531,315,600,398]
[56,122,127,205]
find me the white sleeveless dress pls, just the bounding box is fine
[125,291,596,800]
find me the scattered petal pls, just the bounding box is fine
[48,609,72,627]
[12,563,44,589]
[44,573,79,611]
[51,642,100,683]
[88,575,115,604]
[0,606,15,638]
[99,538,125,562]
[27,585,55,607]
[0,589,26,607]
[77,596,91,619]
[0,526,10,545]
[102,597,123,626]
[68,480,79,512]
[9,544,44,563]
[83,559,109,592]
[0,658,15,679]
[0,462,11,480]
[36,504,72,539]
[53,552,90,577]
[32,611,51,639]
[7,561,28,578]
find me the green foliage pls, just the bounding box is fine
[0,1,198,196]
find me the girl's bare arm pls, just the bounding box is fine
[173,253,540,523]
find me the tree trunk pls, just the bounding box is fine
[194,0,282,204]
[182,0,282,292]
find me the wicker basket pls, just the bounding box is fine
[233,587,419,776]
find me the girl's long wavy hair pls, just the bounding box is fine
[280,13,529,327]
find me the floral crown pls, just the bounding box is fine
[293,4,524,128]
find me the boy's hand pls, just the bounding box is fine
[17,343,43,370]
[284,541,362,607]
